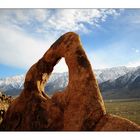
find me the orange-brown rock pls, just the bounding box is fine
[0,32,140,131]
[94,114,140,131]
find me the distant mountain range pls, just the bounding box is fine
[0,66,140,100]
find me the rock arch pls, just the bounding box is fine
[0,32,139,131]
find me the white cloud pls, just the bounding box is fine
[0,9,122,73]
[0,25,68,73]
[0,26,49,68]
[33,9,49,22]
[0,9,121,35]
[127,10,140,25]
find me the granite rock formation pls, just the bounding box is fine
[0,32,140,131]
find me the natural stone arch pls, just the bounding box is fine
[24,32,106,130]
[0,32,139,131]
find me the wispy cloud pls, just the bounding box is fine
[0,25,50,69]
[88,40,140,69]
[0,9,121,72]
[0,9,121,37]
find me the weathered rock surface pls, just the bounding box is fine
[0,32,140,131]
[94,114,140,131]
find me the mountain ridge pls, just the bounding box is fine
[0,66,140,99]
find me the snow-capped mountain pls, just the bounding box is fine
[0,72,69,96]
[0,75,24,96]
[95,66,135,83]
[46,72,68,95]
[100,66,140,90]
[100,66,140,99]
[0,66,140,99]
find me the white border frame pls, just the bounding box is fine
[0,0,140,8]
[0,1,140,140]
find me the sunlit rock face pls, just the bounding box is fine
[0,32,139,131]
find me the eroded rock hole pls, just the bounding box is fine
[45,58,69,96]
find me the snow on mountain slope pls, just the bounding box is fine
[0,75,25,91]
[95,66,135,83]
[99,66,140,99]
[100,66,140,90]
[0,72,69,95]
[0,66,139,97]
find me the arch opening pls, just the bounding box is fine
[44,58,69,97]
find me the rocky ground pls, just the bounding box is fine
[0,92,13,124]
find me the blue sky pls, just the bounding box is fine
[0,9,140,78]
